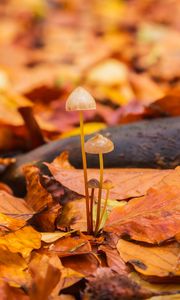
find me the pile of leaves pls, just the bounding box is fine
[0,0,180,299]
[0,153,179,299]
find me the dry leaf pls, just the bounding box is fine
[49,234,92,257]
[98,245,129,275]
[0,226,41,258]
[105,167,180,243]
[117,239,180,278]
[0,246,29,287]
[29,254,61,300]
[0,212,26,232]
[47,159,171,200]
[0,190,34,221]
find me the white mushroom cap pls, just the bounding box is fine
[85,134,114,154]
[66,86,96,111]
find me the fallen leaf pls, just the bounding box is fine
[0,212,26,232]
[0,226,41,258]
[0,282,29,300]
[0,183,13,194]
[117,239,180,278]
[0,246,29,287]
[29,254,61,300]
[49,234,92,257]
[98,245,129,275]
[47,159,171,200]
[0,191,33,221]
[84,268,155,299]
[105,167,180,243]
[57,198,86,231]
[61,253,100,277]
[24,165,54,212]
[130,272,180,295]
[41,231,72,243]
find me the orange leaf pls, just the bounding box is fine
[49,234,92,257]
[0,246,29,287]
[0,191,34,221]
[117,239,180,278]
[47,159,171,200]
[29,254,61,300]
[105,167,180,243]
[0,212,26,232]
[0,226,41,258]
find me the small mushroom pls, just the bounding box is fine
[85,134,114,235]
[87,179,100,232]
[66,87,96,234]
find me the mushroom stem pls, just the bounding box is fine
[90,188,95,233]
[79,111,90,233]
[95,152,104,235]
[98,188,110,232]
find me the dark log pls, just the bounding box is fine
[1,117,180,196]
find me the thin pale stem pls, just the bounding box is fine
[90,188,94,233]
[95,152,103,235]
[79,111,90,233]
[98,188,110,232]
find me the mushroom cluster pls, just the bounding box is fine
[66,87,114,235]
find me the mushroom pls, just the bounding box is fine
[66,87,96,233]
[87,179,100,232]
[85,134,114,235]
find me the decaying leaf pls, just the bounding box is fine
[84,268,155,300]
[117,239,180,278]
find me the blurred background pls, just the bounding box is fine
[0,0,180,154]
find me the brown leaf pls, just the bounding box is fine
[148,88,180,117]
[24,165,54,212]
[47,160,171,200]
[0,190,34,221]
[98,245,129,275]
[49,234,92,257]
[24,165,61,231]
[29,254,61,300]
[57,198,86,231]
[0,282,29,300]
[62,253,100,277]
[117,239,180,278]
[105,167,180,243]
[84,268,154,300]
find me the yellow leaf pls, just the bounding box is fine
[0,226,41,258]
[60,122,106,138]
